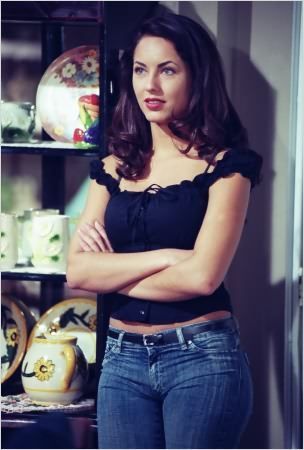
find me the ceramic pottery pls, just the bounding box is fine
[27,298,97,364]
[21,334,88,405]
[31,214,69,271]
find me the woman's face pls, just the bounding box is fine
[132,35,191,125]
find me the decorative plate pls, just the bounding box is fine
[27,298,97,364]
[36,45,100,143]
[1,295,28,383]
[6,295,37,334]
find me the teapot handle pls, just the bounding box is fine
[61,345,76,391]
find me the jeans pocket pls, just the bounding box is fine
[187,328,240,353]
[102,337,119,366]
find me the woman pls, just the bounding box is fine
[67,12,263,449]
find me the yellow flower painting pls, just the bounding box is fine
[33,358,55,382]
[6,327,19,347]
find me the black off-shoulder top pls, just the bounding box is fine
[89,147,263,324]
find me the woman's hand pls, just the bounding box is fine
[119,248,194,294]
[76,220,192,266]
[77,220,114,253]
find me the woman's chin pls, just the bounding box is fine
[144,114,170,126]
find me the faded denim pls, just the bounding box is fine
[97,316,253,449]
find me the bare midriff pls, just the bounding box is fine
[109,310,231,334]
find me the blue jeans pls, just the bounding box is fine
[97,316,253,449]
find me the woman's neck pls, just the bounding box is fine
[150,122,190,159]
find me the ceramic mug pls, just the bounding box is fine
[31,214,69,271]
[1,101,36,142]
[21,334,88,405]
[19,208,60,265]
[1,101,36,143]
[0,213,18,270]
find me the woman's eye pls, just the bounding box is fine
[162,67,175,75]
[134,67,145,74]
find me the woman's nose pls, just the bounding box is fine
[145,73,160,91]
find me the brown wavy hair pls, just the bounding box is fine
[108,12,250,179]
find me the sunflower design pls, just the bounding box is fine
[33,358,55,382]
[88,314,97,331]
[82,56,98,74]
[6,327,19,347]
[62,63,77,78]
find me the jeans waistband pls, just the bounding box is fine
[108,316,238,347]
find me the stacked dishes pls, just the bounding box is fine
[1,296,97,390]
[1,295,36,383]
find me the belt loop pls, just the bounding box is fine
[176,327,188,351]
[117,331,125,351]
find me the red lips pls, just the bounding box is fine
[144,98,165,103]
[144,98,165,112]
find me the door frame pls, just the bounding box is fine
[284,2,303,449]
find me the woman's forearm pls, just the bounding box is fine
[119,253,214,301]
[66,249,174,293]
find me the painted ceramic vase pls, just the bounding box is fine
[19,208,60,265]
[31,214,70,271]
[21,334,88,405]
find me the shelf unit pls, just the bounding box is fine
[1,3,107,447]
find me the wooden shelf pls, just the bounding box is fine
[2,142,101,157]
[1,267,66,282]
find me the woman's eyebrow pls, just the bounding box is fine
[134,60,179,68]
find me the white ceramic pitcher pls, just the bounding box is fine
[21,334,88,405]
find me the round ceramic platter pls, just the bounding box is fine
[7,295,37,333]
[27,298,97,364]
[1,295,28,383]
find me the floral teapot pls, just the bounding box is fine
[21,334,88,405]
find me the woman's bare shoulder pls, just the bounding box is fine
[214,148,231,161]
[207,148,232,171]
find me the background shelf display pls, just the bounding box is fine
[1,3,104,441]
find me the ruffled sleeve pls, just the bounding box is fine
[206,148,263,190]
[89,159,120,195]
